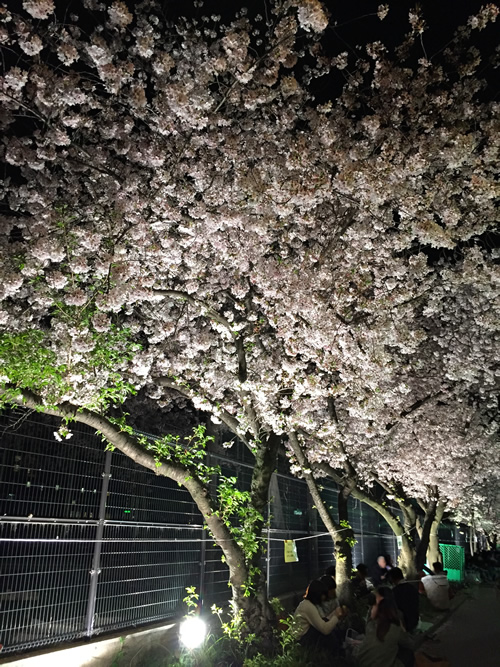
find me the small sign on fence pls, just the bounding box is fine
[284,540,299,563]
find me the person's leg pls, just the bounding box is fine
[397,645,415,667]
[299,626,340,655]
[317,628,341,654]
[299,626,322,648]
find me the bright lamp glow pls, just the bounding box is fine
[179,616,207,650]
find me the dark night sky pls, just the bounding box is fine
[174,0,499,53]
[8,0,498,83]
[172,0,500,98]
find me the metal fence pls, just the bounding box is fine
[0,408,466,655]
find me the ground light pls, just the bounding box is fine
[179,616,207,650]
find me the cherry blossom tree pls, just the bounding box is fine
[362,396,498,571]
[295,250,499,576]
[1,0,499,627]
[453,466,500,554]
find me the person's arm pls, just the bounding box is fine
[301,600,340,635]
[326,604,345,621]
[397,626,414,650]
[322,598,339,617]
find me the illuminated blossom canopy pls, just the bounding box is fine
[0,0,499,540]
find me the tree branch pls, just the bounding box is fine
[288,432,342,538]
[385,391,444,433]
[154,289,234,332]
[154,289,258,436]
[8,388,247,583]
[153,376,251,447]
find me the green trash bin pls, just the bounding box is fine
[439,543,465,582]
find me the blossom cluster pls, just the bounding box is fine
[0,0,498,532]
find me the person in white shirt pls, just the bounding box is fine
[294,579,346,653]
[421,562,450,610]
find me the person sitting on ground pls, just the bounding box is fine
[364,586,399,628]
[373,586,399,613]
[389,567,420,632]
[325,565,336,579]
[354,598,414,667]
[294,579,346,653]
[385,554,395,570]
[317,574,340,617]
[352,563,373,599]
[371,555,390,587]
[420,561,450,611]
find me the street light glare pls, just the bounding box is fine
[179,616,207,650]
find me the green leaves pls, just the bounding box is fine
[0,330,68,406]
[0,325,140,413]
[183,586,200,615]
[145,425,216,482]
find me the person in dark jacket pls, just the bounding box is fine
[389,567,420,632]
[352,563,373,599]
[371,555,390,587]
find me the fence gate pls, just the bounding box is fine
[440,544,465,582]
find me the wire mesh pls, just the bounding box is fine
[0,520,94,652]
[0,413,104,520]
[0,408,468,656]
[95,523,203,632]
[201,540,231,608]
[107,449,202,525]
[267,529,311,597]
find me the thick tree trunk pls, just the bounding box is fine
[396,503,422,578]
[415,499,437,571]
[314,461,420,578]
[335,488,355,605]
[426,502,446,566]
[416,516,423,540]
[398,535,418,579]
[350,486,418,578]
[241,432,281,638]
[288,433,353,603]
[232,568,275,638]
[470,523,476,556]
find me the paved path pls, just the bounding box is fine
[420,585,500,667]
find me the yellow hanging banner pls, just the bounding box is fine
[284,540,299,563]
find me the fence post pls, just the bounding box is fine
[359,499,365,564]
[85,449,112,637]
[306,488,319,579]
[199,526,207,608]
[266,474,273,597]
